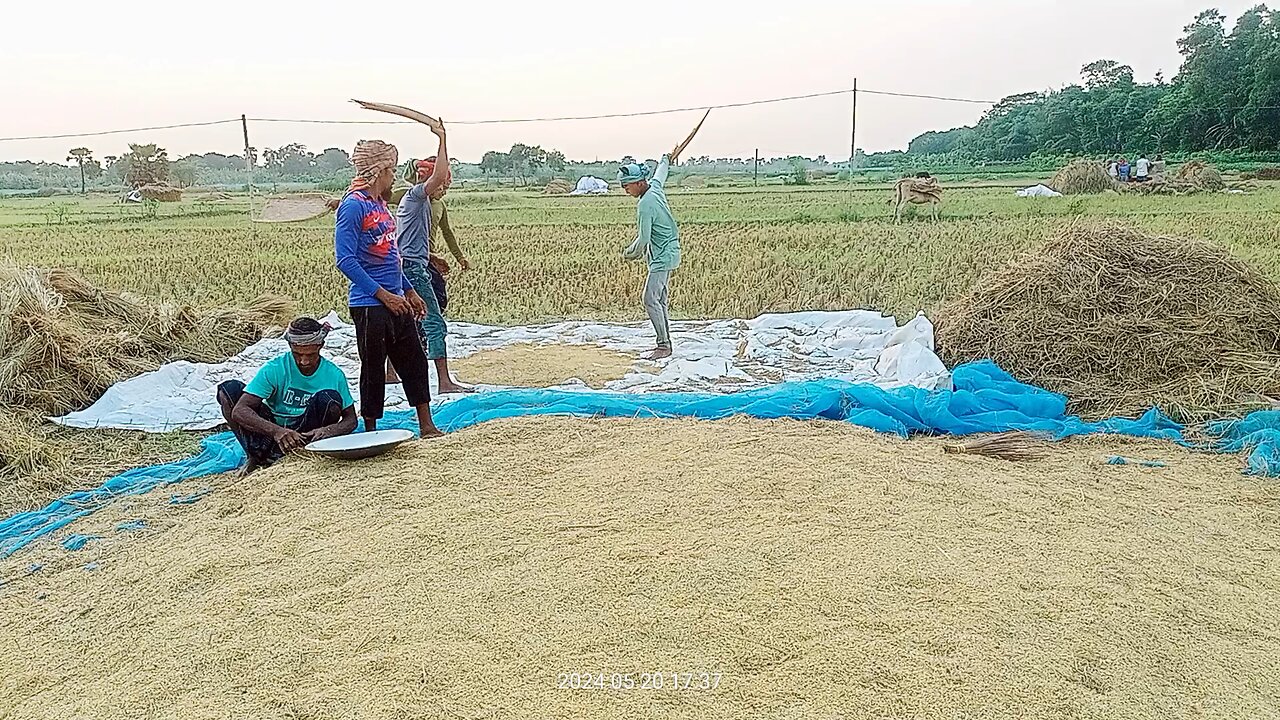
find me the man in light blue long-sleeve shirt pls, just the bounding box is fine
[621,154,681,359]
[619,111,708,360]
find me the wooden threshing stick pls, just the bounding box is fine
[670,109,712,164]
[351,99,443,131]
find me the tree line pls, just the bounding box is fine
[870,5,1280,166]
[5,7,1276,193]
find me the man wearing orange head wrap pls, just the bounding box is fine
[414,156,472,308]
[395,150,474,394]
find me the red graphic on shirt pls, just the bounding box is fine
[363,207,396,258]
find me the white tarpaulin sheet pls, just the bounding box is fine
[1016,184,1063,197]
[52,310,949,433]
[570,176,609,195]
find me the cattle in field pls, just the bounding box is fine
[892,176,943,223]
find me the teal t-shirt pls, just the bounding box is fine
[244,353,354,420]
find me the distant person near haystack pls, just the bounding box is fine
[1135,154,1151,183]
[1152,155,1166,181]
[216,317,357,476]
[335,138,442,438]
[395,145,475,395]
[1118,158,1131,183]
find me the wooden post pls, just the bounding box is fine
[754,148,759,186]
[850,78,858,166]
[241,114,254,226]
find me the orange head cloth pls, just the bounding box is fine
[416,158,452,187]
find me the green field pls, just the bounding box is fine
[2,182,1279,325]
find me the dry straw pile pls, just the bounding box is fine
[542,178,574,195]
[935,223,1280,419]
[3,416,1275,718]
[1173,159,1226,190]
[136,184,183,202]
[1049,159,1119,195]
[1127,160,1228,196]
[0,267,290,416]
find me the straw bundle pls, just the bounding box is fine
[942,431,1050,461]
[935,222,1280,420]
[137,184,182,202]
[542,179,574,195]
[0,267,290,416]
[0,410,63,483]
[1049,160,1119,195]
[1125,161,1228,196]
[1173,160,1225,191]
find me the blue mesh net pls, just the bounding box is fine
[2,360,1274,558]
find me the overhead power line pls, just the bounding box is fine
[0,119,240,143]
[251,87,999,127]
[0,87,1012,142]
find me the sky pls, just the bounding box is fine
[0,0,1260,164]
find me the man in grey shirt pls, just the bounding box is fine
[393,132,473,395]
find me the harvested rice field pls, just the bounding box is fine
[3,416,1277,719]
[2,185,1279,324]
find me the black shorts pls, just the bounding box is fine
[351,304,432,418]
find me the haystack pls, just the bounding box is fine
[542,179,574,195]
[935,223,1280,419]
[137,184,182,202]
[1173,160,1225,191]
[1049,159,1118,195]
[0,267,290,416]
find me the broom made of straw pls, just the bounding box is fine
[942,431,1052,461]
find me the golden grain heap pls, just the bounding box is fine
[0,267,290,417]
[4,416,1276,718]
[1049,159,1119,195]
[935,222,1280,419]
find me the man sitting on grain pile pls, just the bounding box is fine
[216,317,357,475]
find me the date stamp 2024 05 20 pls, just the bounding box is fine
[556,671,723,692]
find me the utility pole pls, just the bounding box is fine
[754,148,759,186]
[850,78,858,166]
[241,114,254,228]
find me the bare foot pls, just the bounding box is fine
[420,426,445,438]
[438,381,477,394]
[642,346,673,360]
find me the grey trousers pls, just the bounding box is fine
[643,270,672,347]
